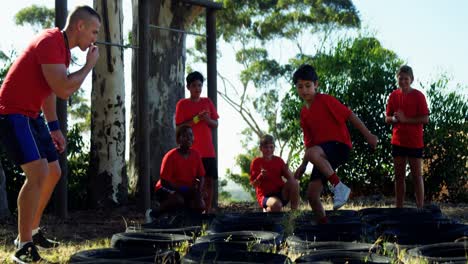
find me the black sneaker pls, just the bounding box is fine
[32,229,60,249]
[12,242,42,263]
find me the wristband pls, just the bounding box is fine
[193,115,200,124]
[47,120,60,131]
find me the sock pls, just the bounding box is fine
[19,241,32,249]
[318,216,328,224]
[327,172,340,187]
[32,228,40,236]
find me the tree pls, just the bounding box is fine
[14,4,54,32]
[88,0,127,207]
[129,1,204,194]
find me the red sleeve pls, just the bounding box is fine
[208,99,219,120]
[300,109,312,148]
[250,158,260,183]
[417,92,430,116]
[386,92,395,117]
[36,34,65,64]
[326,95,351,123]
[160,150,173,182]
[175,100,186,125]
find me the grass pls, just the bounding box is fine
[0,197,466,263]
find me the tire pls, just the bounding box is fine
[286,239,377,254]
[374,222,467,245]
[295,251,392,263]
[182,250,291,264]
[68,248,160,263]
[360,211,449,226]
[126,225,201,236]
[358,207,442,218]
[208,214,284,234]
[293,222,363,242]
[111,232,192,253]
[195,231,282,246]
[406,242,468,263]
[188,241,275,254]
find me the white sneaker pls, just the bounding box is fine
[145,209,154,224]
[333,182,351,210]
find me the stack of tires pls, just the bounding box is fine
[182,212,291,263]
[359,207,468,263]
[288,210,393,263]
[69,212,208,263]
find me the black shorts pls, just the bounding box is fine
[262,191,289,208]
[0,114,58,166]
[202,157,218,180]
[392,145,423,158]
[310,141,350,184]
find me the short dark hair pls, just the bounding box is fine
[186,71,204,85]
[397,65,414,82]
[176,124,192,140]
[259,134,275,147]
[293,64,318,84]
[68,5,101,24]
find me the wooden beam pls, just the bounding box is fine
[182,0,223,10]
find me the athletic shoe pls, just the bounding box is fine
[11,242,42,263]
[333,182,351,210]
[145,209,154,224]
[15,229,59,249]
[32,229,60,249]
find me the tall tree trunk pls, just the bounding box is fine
[129,0,202,194]
[0,161,10,218]
[89,0,127,207]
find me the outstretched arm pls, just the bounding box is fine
[348,112,378,149]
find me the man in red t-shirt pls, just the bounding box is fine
[175,71,219,213]
[250,134,299,212]
[293,64,378,224]
[146,125,206,223]
[386,65,429,208]
[0,6,100,263]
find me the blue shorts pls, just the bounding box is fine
[310,141,350,184]
[262,191,289,208]
[0,114,58,166]
[392,145,423,158]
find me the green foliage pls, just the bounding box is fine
[14,5,54,32]
[218,178,233,202]
[67,124,91,209]
[423,79,468,202]
[226,147,260,201]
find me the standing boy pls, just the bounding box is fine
[293,64,378,223]
[0,6,100,263]
[250,134,299,212]
[385,65,429,208]
[175,71,219,213]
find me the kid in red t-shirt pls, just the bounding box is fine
[293,64,378,223]
[175,71,219,213]
[250,135,299,212]
[385,65,429,208]
[146,125,206,222]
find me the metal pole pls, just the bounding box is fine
[148,24,205,37]
[54,0,68,218]
[206,8,218,209]
[138,0,151,211]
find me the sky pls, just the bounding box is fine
[1,1,467,197]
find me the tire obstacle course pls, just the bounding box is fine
[69,206,467,263]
